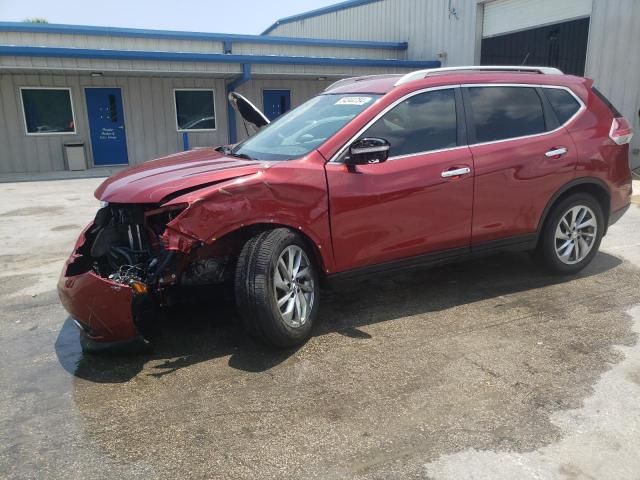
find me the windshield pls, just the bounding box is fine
[232,93,381,161]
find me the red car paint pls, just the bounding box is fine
[58,226,137,341]
[58,70,633,346]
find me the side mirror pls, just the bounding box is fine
[345,137,390,165]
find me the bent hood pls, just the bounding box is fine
[95,148,264,204]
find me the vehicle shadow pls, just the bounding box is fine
[55,251,623,383]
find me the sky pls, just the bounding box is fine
[0,0,340,34]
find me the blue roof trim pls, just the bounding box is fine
[0,45,438,68]
[0,21,407,51]
[262,0,382,35]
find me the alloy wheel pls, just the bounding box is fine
[273,245,315,328]
[554,205,598,265]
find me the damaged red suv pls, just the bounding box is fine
[58,66,633,352]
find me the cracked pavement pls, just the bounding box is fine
[1,178,640,479]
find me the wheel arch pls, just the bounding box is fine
[536,177,611,240]
[205,222,331,277]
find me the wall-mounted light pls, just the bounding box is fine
[90,72,103,77]
[317,77,327,81]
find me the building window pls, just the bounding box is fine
[20,88,76,135]
[174,89,216,131]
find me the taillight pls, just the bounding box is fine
[609,117,633,145]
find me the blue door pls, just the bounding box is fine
[262,90,291,121]
[85,88,129,165]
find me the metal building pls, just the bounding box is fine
[1,0,638,176]
[0,22,438,175]
[265,0,640,170]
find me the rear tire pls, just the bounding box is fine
[539,193,604,274]
[235,228,319,347]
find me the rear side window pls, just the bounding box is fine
[544,88,581,124]
[361,89,457,157]
[467,86,545,143]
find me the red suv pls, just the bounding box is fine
[58,66,633,351]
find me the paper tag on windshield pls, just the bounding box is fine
[335,96,372,106]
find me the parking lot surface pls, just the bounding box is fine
[1,178,640,480]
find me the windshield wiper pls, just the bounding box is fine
[215,145,255,160]
[228,151,255,160]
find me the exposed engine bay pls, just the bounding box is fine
[66,203,233,293]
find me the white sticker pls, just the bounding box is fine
[334,96,373,106]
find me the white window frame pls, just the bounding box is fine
[20,87,77,136]
[173,88,217,132]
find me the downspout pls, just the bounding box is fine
[226,63,251,144]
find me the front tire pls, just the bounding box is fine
[235,228,319,347]
[539,193,604,274]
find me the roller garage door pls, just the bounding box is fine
[481,0,592,75]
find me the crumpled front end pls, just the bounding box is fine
[57,203,190,347]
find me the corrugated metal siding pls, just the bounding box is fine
[0,55,242,75]
[266,0,479,66]
[0,73,229,173]
[267,0,640,168]
[0,31,404,60]
[482,0,592,38]
[586,0,640,169]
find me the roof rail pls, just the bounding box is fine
[394,65,563,86]
[325,74,400,92]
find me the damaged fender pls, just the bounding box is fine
[162,151,335,273]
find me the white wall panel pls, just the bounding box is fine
[482,0,592,38]
[586,0,640,169]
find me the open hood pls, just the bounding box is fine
[228,91,270,137]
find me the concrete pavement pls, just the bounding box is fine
[1,178,639,479]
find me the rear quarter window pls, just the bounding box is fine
[544,88,581,124]
[466,86,546,143]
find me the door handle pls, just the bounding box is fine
[545,147,568,158]
[441,167,471,178]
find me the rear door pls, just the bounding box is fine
[463,84,580,247]
[325,87,474,271]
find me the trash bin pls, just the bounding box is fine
[64,142,87,171]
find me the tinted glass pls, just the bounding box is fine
[544,88,580,124]
[467,87,545,143]
[361,89,457,157]
[233,94,381,161]
[21,89,75,134]
[175,90,216,130]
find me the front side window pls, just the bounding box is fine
[21,88,75,134]
[175,90,216,131]
[467,86,545,143]
[544,88,581,124]
[232,94,381,161]
[358,89,457,157]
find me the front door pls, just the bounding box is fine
[263,90,291,121]
[85,88,129,166]
[325,88,474,271]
